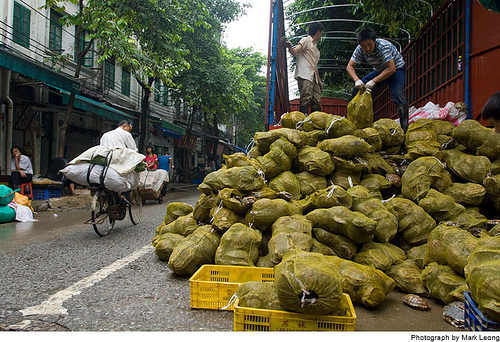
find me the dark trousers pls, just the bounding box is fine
[351,68,407,105]
[8,171,32,191]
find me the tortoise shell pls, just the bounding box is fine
[403,294,431,311]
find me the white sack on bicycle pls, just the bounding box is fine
[60,163,139,192]
[67,146,145,176]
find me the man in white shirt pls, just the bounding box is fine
[100,120,137,151]
[282,22,324,115]
[9,146,33,191]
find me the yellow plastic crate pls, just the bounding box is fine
[233,293,356,331]
[189,265,274,310]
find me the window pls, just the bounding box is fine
[49,10,62,52]
[121,68,130,96]
[13,2,30,48]
[104,59,115,90]
[154,80,161,102]
[74,28,94,67]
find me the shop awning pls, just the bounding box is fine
[53,86,135,122]
[0,44,80,94]
[218,139,247,153]
[160,120,186,135]
[156,124,182,139]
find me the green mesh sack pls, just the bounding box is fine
[317,135,371,159]
[223,152,260,169]
[433,120,455,136]
[354,242,406,271]
[354,127,382,152]
[154,233,185,261]
[218,188,252,215]
[254,128,305,154]
[256,254,276,268]
[491,159,500,175]
[420,262,468,304]
[442,182,486,206]
[483,174,500,198]
[310,238,338,256]
[328,171,361,190]
[157,212,199,237]
[220,165,265,192]
[256,138,297,179]
[296,171,328,197]
[404,118,442,161]
[332,156,369,174]
[198,168,225,195]
[360,174,393,193]
[313,228,357,260]
[386,259,427,295]
[358,152,395,175]
[304,184,353,211]
[328,256,396,308]
[302,130,329,147]
[324,115,356,138]
[210,205,244,233]
[168,225,221,276]
[269,171,301,201]
[452,208,488,232]
[373,118,405,148]
[274,250,343,315]
[464,233,500,322]
[164,202,194,224]
[407,243,427,269]
[305,206,376,243]
[453,119,500,160]
[193,192,218,223]
[418,189,466,222]
[384,197,436,245]
[245,198,302,232]
[215,223,262,266]
[401,156,453,201]
[235,281,283,310]
[268,214,313,264]
[297,111,333,132]
[347,88,373,129]
[294,146,335,176]
[443,149,491,184]
[248,146,262,159]
[281,111,306,129]
[348,185,398,243]
[424,224,478,275]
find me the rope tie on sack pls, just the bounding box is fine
[296,117,311,130]
[381,194,396,203]
[291,273,317,307]
[327,181,336,198]
[277,116,283,126]
[441,137,454,150]
[245,139,256,157]
[222,292,239,311]
[210,199,224,223]
[348,176,354,188]
[257,169,267,184]
[432,156,446,169]
[326,117,344,135]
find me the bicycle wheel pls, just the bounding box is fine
[92,189,115,236]
[128,188,143,225]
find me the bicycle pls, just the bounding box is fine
[86,186,143,236]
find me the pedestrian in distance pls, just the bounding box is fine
[346,28,410,132]
[8,146,33,192]
[282,22,324,115]
[144,146,158,171]
[481,90,500,133]
[158,151,174,198]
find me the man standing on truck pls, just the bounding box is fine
[282,22,324,115]
[346,28,409,132]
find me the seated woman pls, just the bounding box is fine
[8,146,33,191]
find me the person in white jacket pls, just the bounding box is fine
[100,120,137,152]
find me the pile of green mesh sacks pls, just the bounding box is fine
[151,113,500,317]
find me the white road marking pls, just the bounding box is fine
[20,245,154,316]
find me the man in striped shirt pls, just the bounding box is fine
[346,28,409,132]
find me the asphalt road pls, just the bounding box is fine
[0,188,461,333]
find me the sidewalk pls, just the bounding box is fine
[30,182,200,212]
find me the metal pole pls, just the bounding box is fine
[267,0,279,129]
[465,0,472,119]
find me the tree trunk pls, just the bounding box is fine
[183,106,196,182]
[137,77,154,154]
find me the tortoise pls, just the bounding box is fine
[403,294,431,311]
[442,301,465,328]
